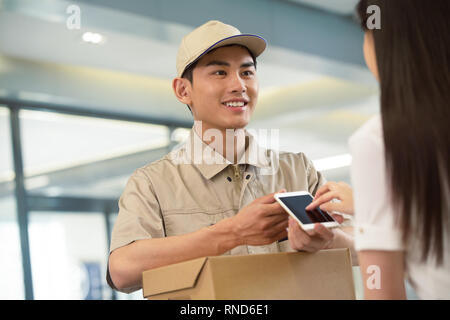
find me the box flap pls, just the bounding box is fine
[207,248,355,300]
[143,249,355,300]
[142,257,208,298]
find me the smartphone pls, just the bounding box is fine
[274,191,340,230]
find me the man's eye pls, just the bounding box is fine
[242,70,254,76]
[214,70,226,75]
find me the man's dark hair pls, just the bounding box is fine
[180,44,257,113]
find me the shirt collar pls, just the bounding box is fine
[181,128,271,180]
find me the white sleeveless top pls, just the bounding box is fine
[349,115,450,299]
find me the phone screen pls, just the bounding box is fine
[278,194,335,225]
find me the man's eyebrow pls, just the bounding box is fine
[205,60,230,67]
[204,60,255,68]
[241,61,255,68]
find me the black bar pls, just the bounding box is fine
[9,107,34,300]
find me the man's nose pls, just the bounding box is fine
[228,72,246,93]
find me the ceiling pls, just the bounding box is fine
[0,0,379,190]
[285,0,360,16]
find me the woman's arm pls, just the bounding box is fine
[358,250,406,299]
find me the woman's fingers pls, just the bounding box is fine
[331,213,344,224]
[319,201,346,214]
[313,182,336,200]
[310,181,355,215]
[306,191,340,210]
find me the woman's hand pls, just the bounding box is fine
[306,182,354,215]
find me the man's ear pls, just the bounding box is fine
[172,78,192,106]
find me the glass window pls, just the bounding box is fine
[0,106,25,299]
[9,109,190,299]
[0,196,24,299]
[28,212,110,299]
[20,110,169,199]
[0,107,14,181]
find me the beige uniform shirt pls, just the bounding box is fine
[108,129,325,291]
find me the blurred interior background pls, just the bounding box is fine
[0,0,379,299]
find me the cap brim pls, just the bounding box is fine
[207,34,267,58]
[181,34,266,77]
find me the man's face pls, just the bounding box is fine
[188,45,259,131]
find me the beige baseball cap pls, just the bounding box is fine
[176,20,267,77]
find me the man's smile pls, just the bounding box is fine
[221,98,249,111]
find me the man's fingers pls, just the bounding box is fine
[257,189,286,204]
[272,228,288,243]
[256,192,276,204]
[288,216,297,231]
[265,201,287,216]
[303,240,326,252]
[262,218,289,243]
[291,225,323,252]
[306,230,316,237]
[264,214,289,231]
[272,218,289,234]
[288,217,305,233]
[288,218,310,244]
[313,223,334,240]
[288,219,335,252]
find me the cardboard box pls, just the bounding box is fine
[142,248,355,300]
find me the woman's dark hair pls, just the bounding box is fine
[357,0,450,265]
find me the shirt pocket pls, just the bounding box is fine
[162,207,228,237]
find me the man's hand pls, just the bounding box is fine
[231,190,289,246]
[287,217,343,252]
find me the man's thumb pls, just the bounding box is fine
[258,189,286,204]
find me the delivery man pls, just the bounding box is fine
[107,20,353,293]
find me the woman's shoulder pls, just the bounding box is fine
[348,114,383,153]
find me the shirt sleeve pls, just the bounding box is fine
[303,153,327,196]
[349,118,404,251]
[109,168,166,254]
